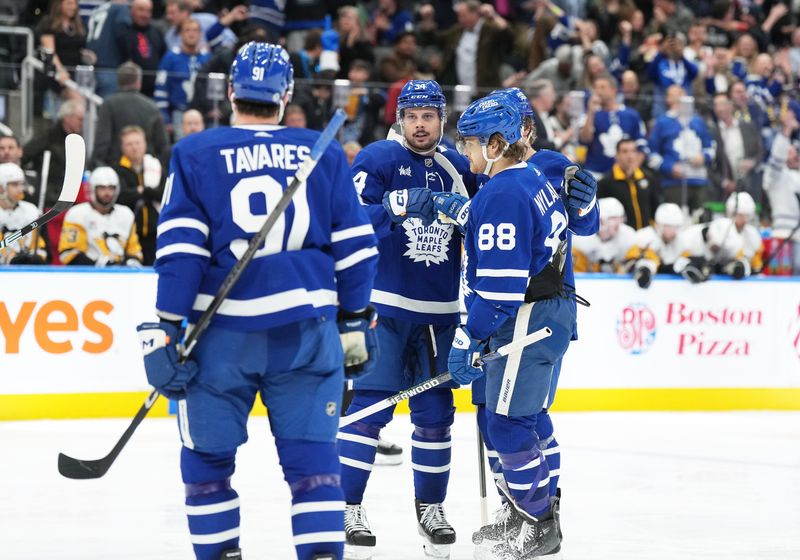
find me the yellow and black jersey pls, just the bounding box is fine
[59,202,143,265]
[0,201,47,264]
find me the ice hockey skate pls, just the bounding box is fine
[490,514,561,560]
[416,500,456,558]
[374,437,403,466]
[472,501,524,560]
[344,504,376,559]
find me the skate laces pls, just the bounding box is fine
[514,521,537,551]
[493,502,514,526]
[420,503,451,533]
[345,504,370,533]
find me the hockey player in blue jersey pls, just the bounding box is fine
[136,42,379,560]
[445,93,576,559]
[435,89,598,558]
[337,79,479,560]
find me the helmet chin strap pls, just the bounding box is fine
[481,144,506,175]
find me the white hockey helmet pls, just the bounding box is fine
[599,197,625,221]
[0,162,25,204]
[654,203,684,227]
[725,192,755,217]
[89,166,120,207]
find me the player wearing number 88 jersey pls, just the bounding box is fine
[152,42,378,560]
[453,93,575,559]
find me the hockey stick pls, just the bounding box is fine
[0,134,84,250]
[476,419,489,526]
[57,109,348,480]
[339,326,552,428]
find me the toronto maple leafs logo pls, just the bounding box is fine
[399,165,412,177]
[599,123,624,158]
[402,218,453,266]
[460,250,473,299]
[672,128,702,161]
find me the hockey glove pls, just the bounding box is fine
[634,265,652,289]
[382,188,436,226]
[674,256,711,284]
[564,166,597,217]
[448,326,487,386]
[136,321,198,400]
[432,192,470,234]
[337,306,379,379]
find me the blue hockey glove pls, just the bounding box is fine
[337,306,379,379]
[564,166,597,217]
[136,321,198,400]
[432,192,470,234]
[382,188,436,226]
[448,326,486,386]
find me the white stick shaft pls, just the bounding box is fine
[474,326,552,366]
[38,150,51,211]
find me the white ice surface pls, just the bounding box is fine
[2,411,800,560]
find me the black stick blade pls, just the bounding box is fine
[58,452,110,479]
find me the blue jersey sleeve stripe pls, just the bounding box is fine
[331,224,375,243]
[475,289,526,302]
[476,268,529,278]
[158,217,210,238]
[334,247,379,271]
[155,243,211,260]
[192,288,337,318]
[371,289,460,314]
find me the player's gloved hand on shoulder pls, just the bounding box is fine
[432,192,470,234]
[564,165,597,217]
[382,188,435,226]
[448,326,487,386]
[136,320,198,400]
[337,306,379,379]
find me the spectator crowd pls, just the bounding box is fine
[0,0,798,277]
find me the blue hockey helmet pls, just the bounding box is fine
[457,93,522,147]
[229,42,294,107]
[396,79,447,120]
[493,87,534,119]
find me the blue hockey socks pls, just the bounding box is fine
[337,391,395,504]
[536,409,561,497]
[410,388,454,504]
[277,438,345,560]
[487,411,551,519]
[181,447,240,560]
[477,404,505,495]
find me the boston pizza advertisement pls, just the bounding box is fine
[562,275,800,388]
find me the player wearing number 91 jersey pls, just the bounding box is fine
[151,42,378,560]
[449,93,574,559]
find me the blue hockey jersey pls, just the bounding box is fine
[648,113,715,188]
[463,163,568,341]
[582,108,647,174]
[352,139,480,325]
[154,48,212,124]
[155,125,378,331]
[85,3,130,69]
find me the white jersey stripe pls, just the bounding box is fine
[178,399,194,450]
[513,456,542,471]
[335,247,379,271]
[157,217,210,237]
[507,481,533,491]
[476,268,530,278]
[156,243,211,260]
[192,289,337,318]
[371,290,460,314]
[476,289,526,302]
[331,224,375,243]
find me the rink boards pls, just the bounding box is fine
[1,268,799,420]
